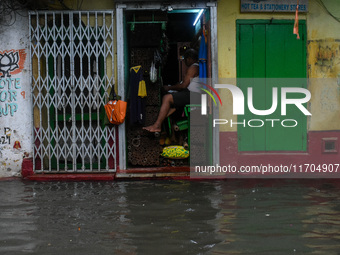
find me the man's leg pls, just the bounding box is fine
[167,108,176,117]
[143,94,174,132]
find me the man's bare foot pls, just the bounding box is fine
[143,124,161,133]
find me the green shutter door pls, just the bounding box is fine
[237,20,307,151]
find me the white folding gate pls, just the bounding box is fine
[29,11,116,173]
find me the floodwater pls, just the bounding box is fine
[1,179,340,255]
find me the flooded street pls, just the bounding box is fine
[1,179,340,254]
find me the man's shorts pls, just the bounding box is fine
[171,89,201,109]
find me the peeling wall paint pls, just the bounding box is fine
[305,0,340,131]
[307,39,340,130]
[0,12,32,178]
[308,39,340,78]
[307,11,340,131]
[308,78,340,131]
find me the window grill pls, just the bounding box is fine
[29,11,116,173]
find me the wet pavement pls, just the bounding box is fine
[1,179,340,254]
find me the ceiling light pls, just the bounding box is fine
[193,9,204,26]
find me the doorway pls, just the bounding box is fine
[116,2,218,170]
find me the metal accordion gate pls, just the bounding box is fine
[29,11,116,173]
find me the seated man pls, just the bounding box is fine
[143,48,201,133]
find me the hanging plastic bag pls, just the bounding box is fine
[104,87,127,125]
[104,100,127,125]
[150,61,157,83]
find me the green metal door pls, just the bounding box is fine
[237,20,307,151]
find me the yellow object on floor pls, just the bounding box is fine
[165,137,171,145]
[161,146,189,159]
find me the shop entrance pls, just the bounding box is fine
[116,2,218,170]
[30,11,116,173]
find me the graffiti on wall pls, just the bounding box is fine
[0,49,26,78]
[0,49,27,117]
[0,127,11,145]
[0,77,22,117]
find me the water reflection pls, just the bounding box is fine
[210,180,340,255]
[301,182,340,254]
[0,180,221,255]
[1,179,340,254]
[121,181,221,254]
[0,181,40,254]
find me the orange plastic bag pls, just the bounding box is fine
[104,100,127,125]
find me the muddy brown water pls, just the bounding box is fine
[1,179,340,254]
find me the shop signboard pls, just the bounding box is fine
[241,0,308,12]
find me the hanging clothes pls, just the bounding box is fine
[199,30,207,79]
[293,1,300,39]
[128,65,146,125]
[138,80,147,98]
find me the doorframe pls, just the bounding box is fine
[116,2,219,170]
